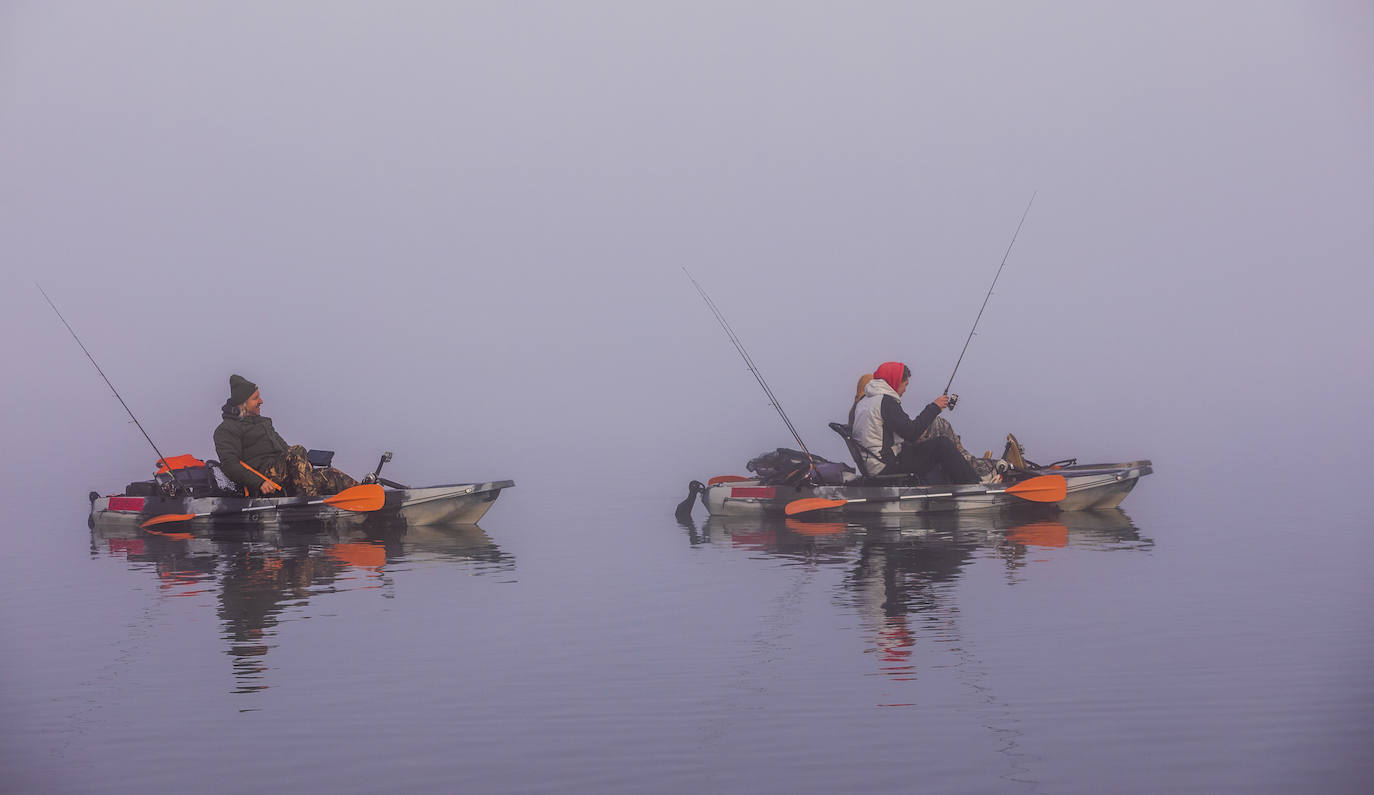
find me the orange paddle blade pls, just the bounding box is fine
[784,497,848,516]
[1005,474,1067,503]
[322,484,385,512]
[707,475,751,486]
[141,513,195,528]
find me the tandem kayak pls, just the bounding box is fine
[683,460,1152,518]
[89,480,515,529]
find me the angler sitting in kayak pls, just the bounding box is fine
[213,374,358,497]
[850,361,980,484]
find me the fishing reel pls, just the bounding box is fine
[945,393,959,411]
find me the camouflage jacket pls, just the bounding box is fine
[213,411,290,488]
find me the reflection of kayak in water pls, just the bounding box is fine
[90,480,514,530]
[91,518,510,570]
[689,460,1151,518]
[694,505,1148,552]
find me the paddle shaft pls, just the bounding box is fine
[785,474,1066,515]
[850,483,1037,504]
[943,193,1037,398]
[239,461,282,492]
[141,484,384,527]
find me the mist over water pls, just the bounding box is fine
[3,3,1372,792]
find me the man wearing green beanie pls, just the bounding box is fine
[213,374,358,497]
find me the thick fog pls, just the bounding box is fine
[3,2,1371,496]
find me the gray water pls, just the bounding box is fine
[3,459,1371,794]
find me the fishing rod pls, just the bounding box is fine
[684,268,817,465]
[942,192,1037,407]
[38,284,183,489]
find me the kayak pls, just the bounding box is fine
[89,480,515,529]
[687,460,1152,517]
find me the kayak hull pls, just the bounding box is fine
[90,481,514,528]
[702,461,1151,517]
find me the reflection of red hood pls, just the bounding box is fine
[877,615,914,662]
[873,361,906,391]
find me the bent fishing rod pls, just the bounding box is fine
[38,284,183,488]
[684,268,818,467]
[942,192,1037,408]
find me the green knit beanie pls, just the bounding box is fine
[229,374,257,405]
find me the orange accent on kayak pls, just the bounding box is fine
[156,454,206,473]
[707,475,750,486]
[730,486,775,499]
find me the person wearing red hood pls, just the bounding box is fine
[849,361,979,483]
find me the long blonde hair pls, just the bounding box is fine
[853,373,873,403]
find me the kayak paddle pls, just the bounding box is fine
[140,484,386,528]
[706,475,751,486]
[783,474,1067,516]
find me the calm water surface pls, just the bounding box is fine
[2,464,1371,793]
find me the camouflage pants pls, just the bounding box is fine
[258,445,358,497]
[918,417,1000,478]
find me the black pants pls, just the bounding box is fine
[893,436,980,484]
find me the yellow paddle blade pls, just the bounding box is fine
[322,484,386,512]
[141,513,195,528]
[784,497,848,516]
[1005,474,1067,503]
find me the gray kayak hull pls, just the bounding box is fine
[90,480,514,528]
[702,461,1151,517]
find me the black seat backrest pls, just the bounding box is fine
[830,422,878,477]
[829,422,925,485]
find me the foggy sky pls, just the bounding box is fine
[3,2,1371,495]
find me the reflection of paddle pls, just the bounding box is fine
[784,518,847,537]
[141,484,386,528]
[784,475,1067,516]
[1006,521,1069,548]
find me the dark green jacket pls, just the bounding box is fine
[213,409,290,489]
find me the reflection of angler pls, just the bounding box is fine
[848,531,979,687]
[850,530,979,618]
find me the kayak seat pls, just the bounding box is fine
[829,422,872,475]
[828,422,924,485]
